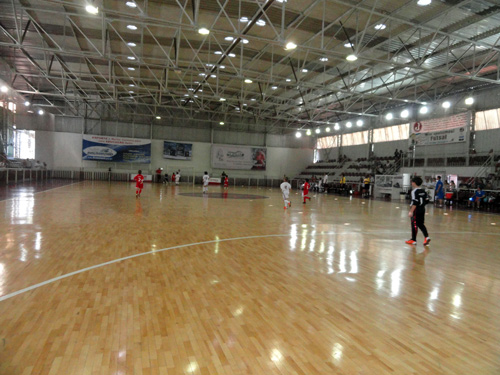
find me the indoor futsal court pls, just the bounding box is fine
[2,0,500,374]
[0,181,499,374]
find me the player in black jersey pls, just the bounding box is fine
[406,176,431,246]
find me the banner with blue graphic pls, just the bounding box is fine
[82,135,151,163]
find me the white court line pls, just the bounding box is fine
[0,180,82,204]
[1,230,499,303]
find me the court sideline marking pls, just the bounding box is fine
[0,180,82,203]
[1,230,499,303]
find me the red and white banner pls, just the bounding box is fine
[410,113,469,146]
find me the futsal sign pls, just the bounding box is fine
[82,135,151,163]
[163,141,192,160]
[211,144,267,170]
[409,113,469,146]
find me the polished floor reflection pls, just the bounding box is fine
[0,181,499,374]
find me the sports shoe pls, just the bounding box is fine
[423,237,431,246]
[405,239,417,245]
[288,202,291,207]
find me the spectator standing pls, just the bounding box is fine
[435,176,444,207]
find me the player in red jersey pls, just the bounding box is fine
[134,170,144,197]
[223,176,229,189]
[302,178,311,204]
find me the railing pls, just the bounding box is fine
[466,155,495,187]
[0,168,300,190]
[0,168,50,184]
[404,152,495,168]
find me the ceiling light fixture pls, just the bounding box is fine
[127,25,138,30]
[214,51,222,55]
[244,79,253,83]
[306,129,312,136]
[417,0,432,6]
[401,109,409,118]
[315,128,320,134]
[301,69,308,73]
[386,113,393,120]
[0,86,8,93]
[256,20,266,26]
[346,54,358,61]
[224,36,234,41]
[326,127,331,132]
[220,121,225,125]
[344,43,354,48]
[319,57,328,62]
[24,101,30,106]
[85,4,99,14]
[374,24,386,30]
[127,42,136,47]
[38,109,44,115]
[240,17,249,23]
[295,131,302,138]
[419,106,428,114]
[242,39,249,44]
[127,56,136,60]
[334,123,340,130]
[271,86,278,90]
[465,97,474,105]
[127,67,135,71]
[442,101,451,109]
[220,98,226,101]
[356,120,363,126]
[346,122,352,128]
[125,1,137,8]
[198,28,210,35]
[228,53,236,58]
[285,42,297,50]
[156,116,161,119]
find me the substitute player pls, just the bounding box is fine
[202,171,210,194]
[406,176,431,246]
[302,178,311,204]
[134,170,144,198]
[280,177,292,209]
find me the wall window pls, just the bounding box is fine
[342,130,369,146]
[316,135,338,149]
[13,130,35,159]
[373,124,409,143]
[475,109,500,131]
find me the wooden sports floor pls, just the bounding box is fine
[0,181,499,375]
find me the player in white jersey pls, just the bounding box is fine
[280,177,292,209]
[202,171,210,194]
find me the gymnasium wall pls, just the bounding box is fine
[32,115,314,179]
[372,140,408,157]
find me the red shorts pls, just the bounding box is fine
[136,184,143,189]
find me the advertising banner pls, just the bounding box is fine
[211,145,267,170]
[82,135,151,163]
[163,141,193,160]
[409,113,469,146]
